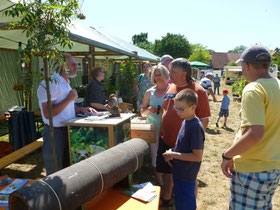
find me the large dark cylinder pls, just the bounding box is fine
[9,138,149,210]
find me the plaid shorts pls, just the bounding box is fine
[230,170,280,209]
[219,108,229,117]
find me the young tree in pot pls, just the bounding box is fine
[5,0,80,173]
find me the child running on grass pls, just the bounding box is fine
[163,89,205,210]
[221,45,280,209]
[216,89,230,127]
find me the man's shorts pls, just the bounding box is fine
[230,170,280,209]
[219,108,229,117]
[156,138,172,174]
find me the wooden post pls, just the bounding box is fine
[89,46,95,83]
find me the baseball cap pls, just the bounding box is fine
[160,55,173,64]
[223,89,229,93]
[237,45,272,64]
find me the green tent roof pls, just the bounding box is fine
[190,61,211,69]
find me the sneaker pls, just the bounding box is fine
[216,122,219,127]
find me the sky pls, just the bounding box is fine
[78,0,280,52]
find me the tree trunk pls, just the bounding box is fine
[43,57,58,173]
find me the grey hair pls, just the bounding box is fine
[170,58,194,84]
[150,64,170,85]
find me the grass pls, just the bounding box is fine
[1,81,280,209]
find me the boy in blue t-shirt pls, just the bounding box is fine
[216,89,230,127]
[163,89,205,210]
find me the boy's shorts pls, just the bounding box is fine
[173,176,196,210]
[156,138,172,174]
[230,170,280,209]
[219,108,229,117]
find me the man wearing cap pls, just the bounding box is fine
[160,54,173,70]
[200,73,217,102]
[221,45,280,209]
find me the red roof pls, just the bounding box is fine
[210,52,242,69]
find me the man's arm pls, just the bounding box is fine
[200,118,209,130]
[90,102,106,110]
[221,125,264,178]
[223,125,264,158]
[208,89,217,102]
[42,89,77,119]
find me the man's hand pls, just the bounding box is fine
[81,107,97,114]
[221,159,233,178]
[67,89,78,102]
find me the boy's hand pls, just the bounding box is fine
[221,159,233,178]
[163,149,173,167]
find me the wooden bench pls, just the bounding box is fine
[0,138,43,170]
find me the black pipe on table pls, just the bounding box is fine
[9,138,149,210]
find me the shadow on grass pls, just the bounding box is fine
[222,126,235,132]
[0,149,45,179]
[206,128,221,135]
[198,179,208,188]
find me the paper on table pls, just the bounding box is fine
[122,182,157,203]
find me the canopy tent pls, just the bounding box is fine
[0,0,159,62]
[190,61,211,69]
[0,0,160,111]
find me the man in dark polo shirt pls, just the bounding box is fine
[84,67,107,111]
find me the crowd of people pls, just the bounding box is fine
[37,45,280,209]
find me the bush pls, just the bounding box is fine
[232,77,247,97]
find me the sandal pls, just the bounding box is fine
[159,198,172,207]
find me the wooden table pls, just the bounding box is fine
[84,186,161,210]
[63,113,135,164]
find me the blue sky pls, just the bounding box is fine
[78,0,280,52]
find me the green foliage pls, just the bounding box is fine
[132,33,154,53]
[70,126,109,164]
[228,45,247,53]
[119,59,137,103]
[153,33,192,58]
[5,0,80,111]
[136,42,154,54]
[5,0,79,63]
[227,60,238,66]
[75,85,86,98]
[232,77,246,97]
[132,33,148,45]
[188,45,212,64]
[271,48,280,67]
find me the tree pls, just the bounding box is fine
[132,32,148,45]
[228,45,247,53]
[154,33,192,58]
[188,45,212,64]
[132,33,154,54]
[5,0,80,172]
[271,48,280,67]
[227,60,238,66]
